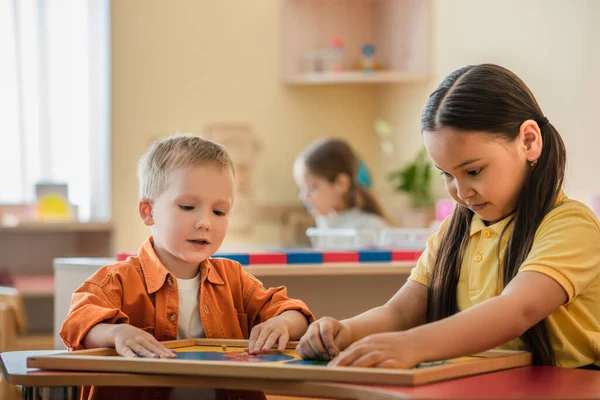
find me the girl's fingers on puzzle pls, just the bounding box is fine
[373,358,403,369]
[296,342,316,360]
[318,322,338,357]
[295,340,311,359]
[329,346,365,367]
[306,335,330,361]
[294,336,313,359]
[342,350,384,368]
[306,325,329,359]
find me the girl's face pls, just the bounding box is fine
[423,124,542,224]
[293,161,348,217]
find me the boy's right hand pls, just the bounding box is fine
[113,324,177,358]
[296,317,352,361]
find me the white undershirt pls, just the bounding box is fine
[176,272,205,339]
[171,272,214,400]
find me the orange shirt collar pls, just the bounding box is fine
[138,237,224,294]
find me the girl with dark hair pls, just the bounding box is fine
[293,138,393,233]
[297,64,600,370]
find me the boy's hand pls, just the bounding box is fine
[248,317,291,354]
[296,317,352,361]
[113,324,177,359]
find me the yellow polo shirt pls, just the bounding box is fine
[409,193,600,367]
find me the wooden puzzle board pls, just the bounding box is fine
[27,339,531,386]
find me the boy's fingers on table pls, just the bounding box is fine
[146,340,176,358]
[251,329,271,354]
[261,332,280,352]
[131,342,159,358]
[277,333,289,352]
[121,347,138,358]
[248,326,261,353]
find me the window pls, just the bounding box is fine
[0,0,110,221]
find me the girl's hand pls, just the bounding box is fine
[296,317,352,361]
[248,317,291,354]
[329,331,420,369]
[113,324,176,358]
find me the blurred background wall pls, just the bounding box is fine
[110,0,600,251]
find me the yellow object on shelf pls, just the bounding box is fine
[35,183,74,222]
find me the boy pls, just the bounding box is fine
[61,134,314,400]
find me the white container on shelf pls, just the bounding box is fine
[379,228,432,250]
[306,227,433,251]
[305,228,380,250]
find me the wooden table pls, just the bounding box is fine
[2,350,599,400]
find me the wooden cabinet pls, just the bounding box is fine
[0,222,113,336]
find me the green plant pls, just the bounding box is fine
[388,147,434,209]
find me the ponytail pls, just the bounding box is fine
[353,185,395,226]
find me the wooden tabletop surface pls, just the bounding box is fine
[2,350,599,399]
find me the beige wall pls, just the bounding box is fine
[112,0,600,251]
[111,1,380,251]
[379,0,600,214]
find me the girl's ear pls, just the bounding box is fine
[519,119,543,163]
[138,199,154,226]
[333,173,351,195]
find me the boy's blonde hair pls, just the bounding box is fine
[138,133,235,200]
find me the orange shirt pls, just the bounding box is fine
[61,237,314,400]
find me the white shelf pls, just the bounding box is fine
[281,0,430,86]
[285,70,429,85]
[0,221,113,233]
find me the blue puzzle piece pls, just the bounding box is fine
[358,250,392,262]
[212,254,250,265]
[286,252,324,264]
[176,351,293,362]
[417,360,450,368]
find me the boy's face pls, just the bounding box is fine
[139,163,234,278]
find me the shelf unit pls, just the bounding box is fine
[281,0,430,85]
[0,221,113,336]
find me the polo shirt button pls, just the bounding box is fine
[167,277,173,286]
[483,230,491,238]
[168,313,176,322]
[474,254,482,262]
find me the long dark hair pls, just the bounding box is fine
[422,64,566,366]
[299,138,393,224]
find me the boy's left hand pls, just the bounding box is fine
[248,317,290,354]
[328,331,421,369]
